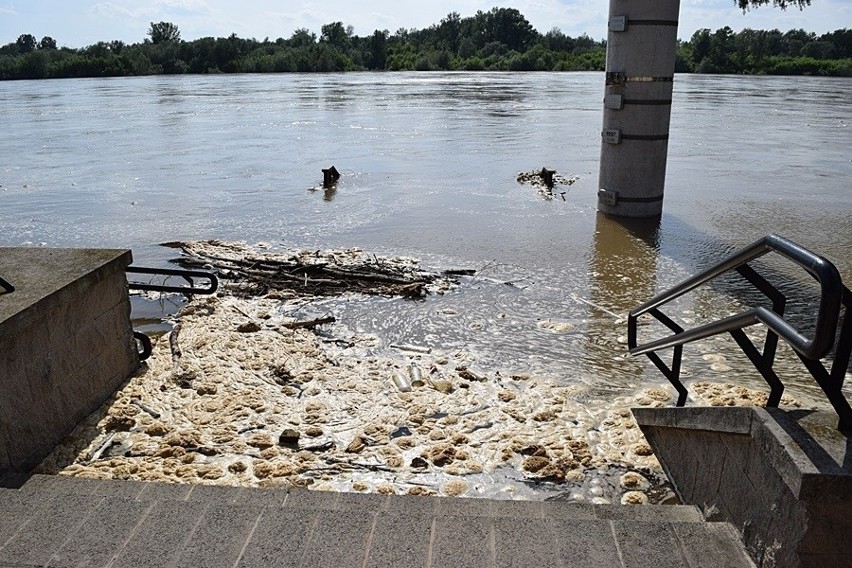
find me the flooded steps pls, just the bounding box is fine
[0,475,754,568]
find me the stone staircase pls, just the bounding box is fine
[0,474,755,568]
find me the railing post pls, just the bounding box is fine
[598,0,681,217]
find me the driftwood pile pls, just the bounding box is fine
[169,240,465,299]
[516,169,578,202]
[516,169,578,189]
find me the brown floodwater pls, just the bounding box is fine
[1,71,850,403]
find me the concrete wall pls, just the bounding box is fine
[634,407,852,568]
[0,248,137,473]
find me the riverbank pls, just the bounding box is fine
[37,242,805,504]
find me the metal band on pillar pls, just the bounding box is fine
[597,0,681,218]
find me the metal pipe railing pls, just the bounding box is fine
[628,234,850,431]
[629,234,842,360]
[127,266,218,362]
[126,266,218,295]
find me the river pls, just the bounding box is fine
[1,71,850,404]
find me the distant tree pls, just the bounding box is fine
[801,40,834,59]
[368,30,388,69]
[16,34,37,53]
[543,28,574,52]
[476,8,537,52]
[85,42,110,58]
[320,22,349,50]
[572,34,598,55]
[736,0,810,9]
[148,22,181,44]
[457,37,475,58]
[288,28,316,48]
[20,50,48,78]
[690,29,712,63]
[438,12,462,52]
[819,29,851,58]
[38,36,57,50]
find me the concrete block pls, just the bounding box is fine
[633,406,754,435]
[0,492,43,547]
[798,553,852,568]
[299,510,374,567]
[434,495,494,518]
[185,483,244,504]
[799,501,852,554]
[492,499,546,519]
[672,522,756,568]
[383,493,438,516]
[231,487,289,508]
[335,491,388,512]
[0,247,136,474]
[17,473,62,493]
[0,493,102,566]
[494,518,560,568]
[430,515,493,568]
[595,504,702,523]
[641,427,701,503]
[635,407,852,567]
[550,519,622,567]
[111,500,208,568]
[24,475,147,499]
[48,496,150,567]
[542,502,598,521]
[283,487,340,511]
[235,507,317,568]
[136,480,194,502]
[364,511,432,568]
[612,520,689,568]
[174,503,262,568]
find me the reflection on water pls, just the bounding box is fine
[0,72,849,400]
[584,214,662,384]
[590,214,661,314]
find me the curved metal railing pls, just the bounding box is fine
[126,266,218,361]
[628,234,851,431]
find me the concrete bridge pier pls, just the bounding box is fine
[597,0,681,218]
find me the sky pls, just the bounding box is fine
[1,0,848,49]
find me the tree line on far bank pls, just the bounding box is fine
[1,8,849,80]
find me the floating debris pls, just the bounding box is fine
[322,166,340,188]
[35,241,810,502]
[171,240,459,299]
[516,169,578,200]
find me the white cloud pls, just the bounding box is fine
[153,0,209,8]
[0,0,16,15]
[89,2,155,20]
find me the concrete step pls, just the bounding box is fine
[12,474,705,522]
[0,491,754,568]
[0,476,756,567]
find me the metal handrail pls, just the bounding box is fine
[628,234,851,431]
[629,234,842,360]
[126,266,218,295]
[127,266,218,362]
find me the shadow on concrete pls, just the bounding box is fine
[767,408,852,472]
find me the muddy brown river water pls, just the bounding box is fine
[2,71,850,498]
